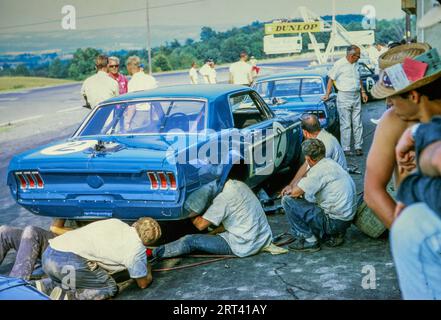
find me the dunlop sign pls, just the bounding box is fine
[265,22,323,35]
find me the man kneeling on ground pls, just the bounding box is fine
[38,217,161,300]
[281,139,356,252]
[153,180,273,259]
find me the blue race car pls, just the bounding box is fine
[7,84,303,221]
[253,70,340,139]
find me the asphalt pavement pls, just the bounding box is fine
[0,58,400,299]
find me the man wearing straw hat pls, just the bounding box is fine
[370,42,441,298]
[363,43,431,232]
[323,45,369,157]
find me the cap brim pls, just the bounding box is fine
[418,6,441,29]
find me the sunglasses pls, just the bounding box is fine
[109,65,119,68]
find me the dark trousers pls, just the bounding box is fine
[282,196,351,240]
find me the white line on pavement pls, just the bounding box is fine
[0,115,44,127]
[57,106,83,113]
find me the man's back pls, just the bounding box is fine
[229,60,252,85]
[317,129,347,170]
[202,180,272,257]
[128,71,158,93]
[81,71,119,108]
[298,158,356,221]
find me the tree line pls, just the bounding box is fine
[0,17,406,80]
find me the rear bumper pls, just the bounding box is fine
[17,197,188,221]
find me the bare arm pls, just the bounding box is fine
[364,109,409,229]
[419,141,441,176]
[50,219,72,236]
[322,78,334,100]
[135,262,153,289]
[191,215,212,231]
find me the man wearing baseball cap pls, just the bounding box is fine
[370,45,441,299]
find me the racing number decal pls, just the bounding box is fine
[273,122,287,168]
[40,140,98,156]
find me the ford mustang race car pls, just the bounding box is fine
[7,84,303,221]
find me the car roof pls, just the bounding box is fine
[102,84,251,104]
[257,69,328,82]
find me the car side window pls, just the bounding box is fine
[229,92,268,129]
[273,78,301,97]
[301,78,324,95]
[358,63,373,76]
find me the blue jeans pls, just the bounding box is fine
[282,196,351,239]
[154,234,234,258]
[0,225,54,280]
[390,203,441,300]
[42,246,118,300]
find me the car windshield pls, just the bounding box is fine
[255,77,324,98]
[78,99,206,136]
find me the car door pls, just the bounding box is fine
[229,91,286,186]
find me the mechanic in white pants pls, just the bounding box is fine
[323,45,369,156]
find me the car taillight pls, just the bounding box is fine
[33,172,44,188]
[147,171,177,190]
[15,171,44,190]
[157,172,168,190]
[16,173,27,189]
[167,172,177,190]
[147,172,159,190]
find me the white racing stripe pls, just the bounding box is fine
[57,106,83,113]
[0,114,43,127]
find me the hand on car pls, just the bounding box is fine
[321,94,329,101]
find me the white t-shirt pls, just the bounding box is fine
[49,219,147,278]
[328,57,361,92]
[199,64,216,84]
[317,130,347,170]
[80,71,119,108]
[189,67,199,84]
[229,60,252,85]
[298,158,356,221]
[202,180,273,257]
[128,71,158,92]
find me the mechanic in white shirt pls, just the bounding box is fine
[229,52,253,86]
[40,218,162,300]
[153,180,273,259]
[281,139,356,253]
[323,45,369,157]
[80,55,119,109]
[189,62,199,84]
[199,59,217,84]
[282,114,347,190]
[126,55,158,92]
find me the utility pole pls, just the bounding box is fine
[146,0,152,74]
[405,13,411,43]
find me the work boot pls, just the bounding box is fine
[324,234,345,247]
[288,238,321,253]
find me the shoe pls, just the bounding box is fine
[324,234,345,247]
[355,149,364,156]
[344,150,354,157]
[370,118,380,125]
[33,279,51,296]
[288,238,321,253]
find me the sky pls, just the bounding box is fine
[0,0,405,53]
[0,0,404,32]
